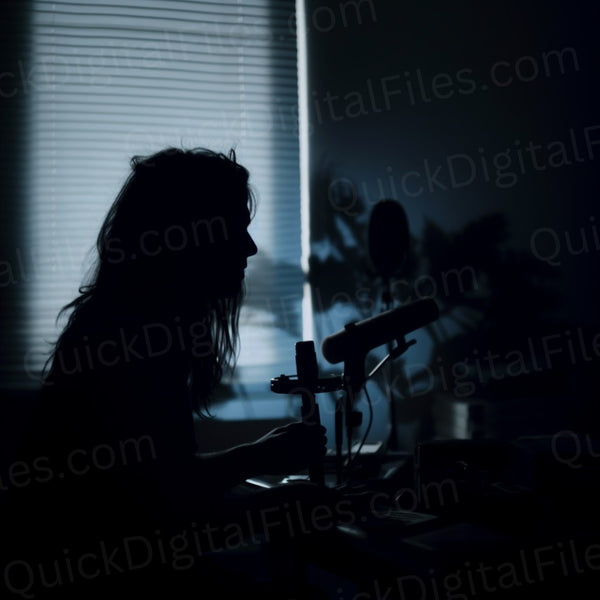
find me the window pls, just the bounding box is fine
[19,0,303,417]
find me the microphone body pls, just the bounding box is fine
[368,199,409,278]
[321,298,439,364]
[295,341,325,486]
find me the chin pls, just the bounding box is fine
[215,278,244,299]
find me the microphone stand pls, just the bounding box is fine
[382,275,399,452]
[271,336,417,488]
[271,341,343,486]
[336,321,416,485]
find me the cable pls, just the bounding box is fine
[347,383,373,470]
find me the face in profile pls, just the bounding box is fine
[102,149,258,318]
[202,204,258,295]
[161,197,257,313]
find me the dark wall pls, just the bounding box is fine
[0,0,31,389]
[304,1,600,441]
[0,0,34,468]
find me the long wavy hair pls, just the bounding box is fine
[43,147,255,416]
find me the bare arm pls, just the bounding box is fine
[194,442,260,491]
[192,425,340,543]
[194,421,328,491]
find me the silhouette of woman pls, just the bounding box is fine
[7,148,329,598]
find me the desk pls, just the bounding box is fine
[292,495,600,599]
[237,438,600,599]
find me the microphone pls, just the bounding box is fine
[321,298,439,364]
[368,199,409,278]
[295,341,325,486]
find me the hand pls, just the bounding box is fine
[248,422,327,475]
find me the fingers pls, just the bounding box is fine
[302,422,327,445]
[309,428,328,459]
[275,422,328,460]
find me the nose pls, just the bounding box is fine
[246,232,258,257]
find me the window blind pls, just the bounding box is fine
[18,0,303,412]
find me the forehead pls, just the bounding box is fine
[201,204,250,236]
[223,195,251,223]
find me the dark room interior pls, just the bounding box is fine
[2,1,600,598]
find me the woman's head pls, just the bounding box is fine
[47,147,257,412]
[98,147,257,310]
